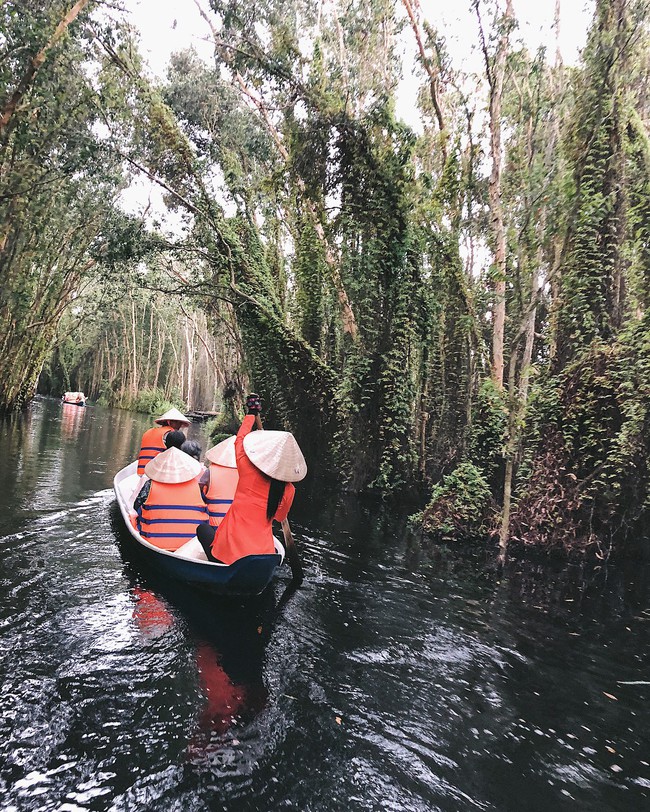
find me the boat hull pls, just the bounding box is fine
[62,400,86,407]
[113,462,284,596]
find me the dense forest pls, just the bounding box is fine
[1,0,649,559]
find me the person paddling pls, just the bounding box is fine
[136,408,191,476]
[196,394,307,564]
[133,446,208,551]
[200,435,239,528]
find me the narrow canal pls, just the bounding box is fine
[0,397,648,811]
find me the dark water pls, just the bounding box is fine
[0,397,648,812]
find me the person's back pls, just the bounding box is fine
[136,408,191,475]
[135,446,208,551]
[199,395,306,565]
[137,425,169,475]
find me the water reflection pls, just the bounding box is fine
[129,583,267,759]
[0,397,648,811]
[113,495,276,758]
[60,401,86,440]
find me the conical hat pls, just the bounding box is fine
[144,446,203,483]
[243,431,307,482]
[205,435,237,468]
[154,407,191,426]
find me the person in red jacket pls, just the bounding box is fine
[196,394,307,564]
[133,446,208,551]
[136,408,191,475]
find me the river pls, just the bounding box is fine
[0,396,648,811]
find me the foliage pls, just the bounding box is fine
[0,2,140,411]
[511,324,650,555]
[468,379,507,489]
[1,0,649,560]
[411,462,494,539]
[127,388,184,416]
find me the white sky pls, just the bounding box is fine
[123,0,594,79]
[118,0,595,228]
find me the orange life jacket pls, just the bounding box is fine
[137,425,168,475]
[204,464,239,527]
[137,479,208,551]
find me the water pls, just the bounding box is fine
[0,397,648,811]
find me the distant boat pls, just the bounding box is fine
[185,410,218,421]
[113,461,285,596]
[62,391,86,406]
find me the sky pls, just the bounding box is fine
[123,0,595,79]
[117,0,595,228]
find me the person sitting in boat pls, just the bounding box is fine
[196,394,307,564]
[62,391,86,405]
[128,429,188,507]
[199,435,239,528]
[181,439,202,461]
[164,430,187,450]
[181,440,207,484]
[136,407,191,476]
[133,446,208,552]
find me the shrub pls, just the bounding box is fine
[411,461,494,539]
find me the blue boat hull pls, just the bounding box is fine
[113,462,284,596]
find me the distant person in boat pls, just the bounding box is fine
[199,435,238,528]
[196,393,307,564]
[132,446,208,551]
[136,407,191,476]
[62,391,86,405]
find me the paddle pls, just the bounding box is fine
[255,413,304,585]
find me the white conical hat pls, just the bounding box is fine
[154,407,191,426]
[243,431,307,482]
[144,446,203,483]
[205,435,237,468]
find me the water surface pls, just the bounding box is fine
[0,397,648,811]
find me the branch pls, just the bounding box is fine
[401,0,447,157]
[0,0,93,140]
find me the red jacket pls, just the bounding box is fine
[137,479,208,551]
[137,425,168,475]
[212,415,294,564]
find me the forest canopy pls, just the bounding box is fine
[1,0,649,559]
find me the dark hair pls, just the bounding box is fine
[164,430,186,449]
[181,439,202,461]
[267,477,287,520]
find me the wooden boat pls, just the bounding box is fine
[113,461,285,596]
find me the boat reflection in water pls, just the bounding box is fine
[112,487,278,763]
[60,401,86,440]
[129,579,270,761]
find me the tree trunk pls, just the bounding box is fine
[476,0,515,390]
